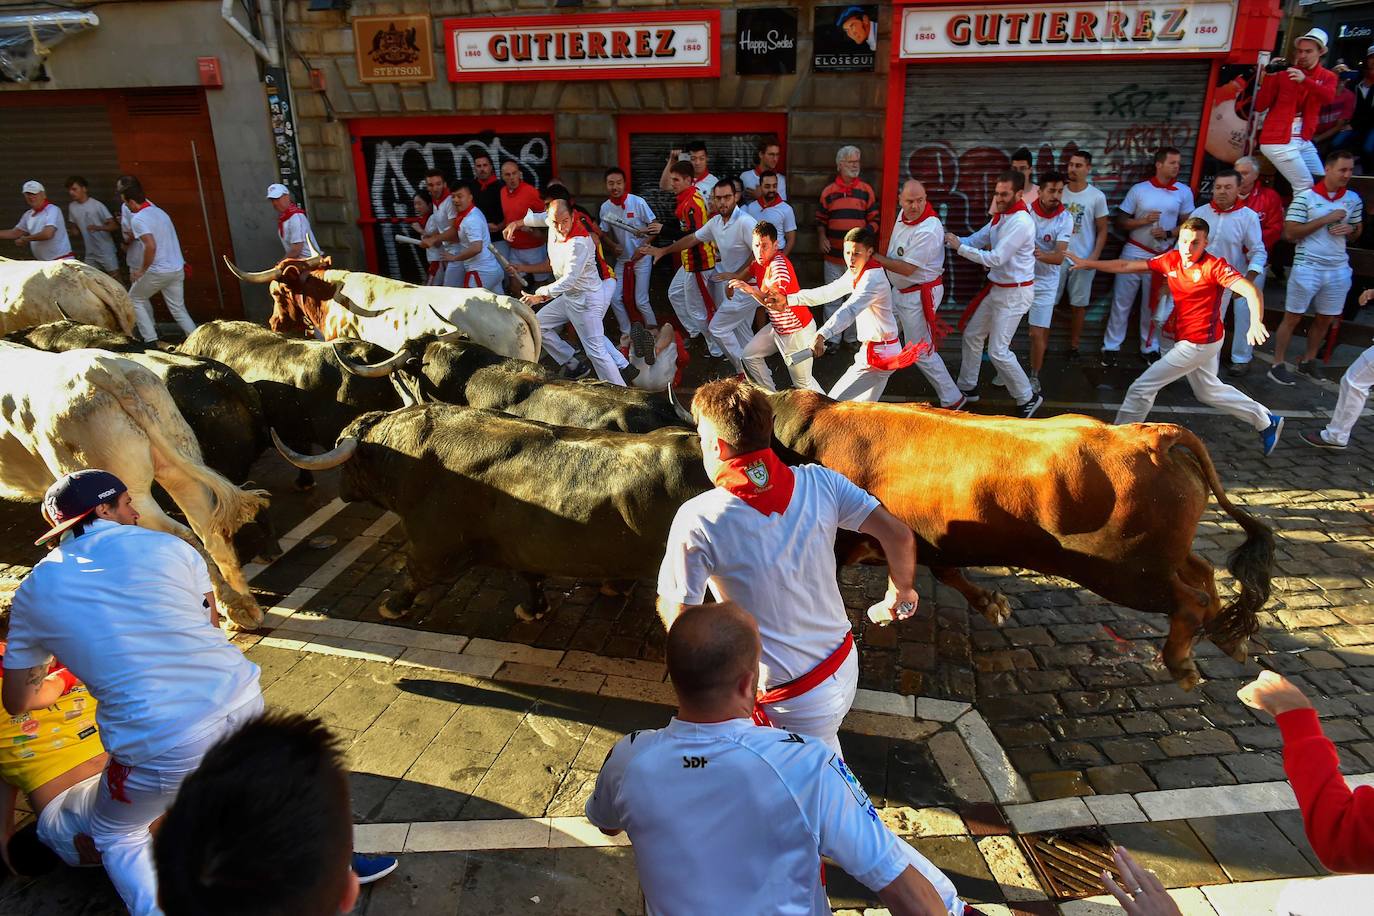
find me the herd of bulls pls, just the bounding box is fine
[0,257,1283,688]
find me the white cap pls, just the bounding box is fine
[1296,27,1328,52]
[265,183,290,199]
[21,180,43,195]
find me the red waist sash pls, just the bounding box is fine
[752,631,855,727]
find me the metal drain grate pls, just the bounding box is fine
[1016,826,1122,901]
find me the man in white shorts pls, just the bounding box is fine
[871,179,964,409]
[1255,28,1335,195]
[599,166,660,330]
[743,171,797,255]
[1187,169,1265,373]
[65,177,119,275]
[586,602,966,916]
[1269,149,1362,385]
[657,378,919,755]
[1026,171,1073,395]
[1057,150,1108,362]
[1,180,73,261]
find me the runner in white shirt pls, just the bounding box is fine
[1101,147,1195,365]
[725,221,822,392]
[1269,149,1363,385]
[587,602,964,916]
[64,177,118,273]
[1187,169,1266,371]
[1056,150,1109,362]
[0,180,73,262]
[2,470,262,916]
[599,167,661,329]
[118,176,195,344]
[437,181,503,292]
[871,179,964,409]
[739,138,788,203]
[742,171,797,255]
[413,189,443,284]
[265,183,322,260]
[657,379,919,754]
[1027,172,1074,395]
[120,201,143,280]
[790,227,919,402]
[947,170,1042,418]
[419,169,463,286]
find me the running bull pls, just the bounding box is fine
[769,391,1274,689]
[223,255,542,361]
[0,256,136,335]
[0,341,269,628]
[271,405,710,619]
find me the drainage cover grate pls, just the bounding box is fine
[1016,826,1122,901]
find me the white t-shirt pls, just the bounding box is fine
[14,203,72,261]
[1288,187,1363,269]
[1062,184,1109,259]
[658,465,877,686]
[599,193,655,262]
[885,214,944,287]
[432,195,461,258]
[585,717,964,916]
[422,210,443,263]
[68,198,118,270]
[279,211,322,258]
[456,207,500,274]
[694,207,758,275]
[793,266,900,344]
[4,521,261,766]
[959,209,1036,285]
[740,168,788,202]
[744,198,798,236]
[1118,179,1195,258]
[1029,204,1073,286]
[129,202,185,272]
[1189,202,1266,277]
[694,173,719,197]
[121,203,144,269]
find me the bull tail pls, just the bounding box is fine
[76,264,138,335]
[511,298,542,362]
[1170,427,1273,646]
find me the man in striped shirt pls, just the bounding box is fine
[816,146,880,350]
[643,161,722,358]
[726,220,822,392]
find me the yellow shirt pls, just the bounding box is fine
[0,683,103,796]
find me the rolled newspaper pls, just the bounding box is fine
[867,597,917,626]
[603,213,652,237]
[394,234,424,247]
[488,242,535,293]
[785,348,815,366]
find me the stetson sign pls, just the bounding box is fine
[899,0,1236,58]
[354,15,436,83]
[444,11,720,82]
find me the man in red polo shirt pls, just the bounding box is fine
[1069,217,1284,455]
[498,160,547,280]
[815,146,880,351]
[1256,27,1337,194]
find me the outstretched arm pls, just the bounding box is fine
[1068,256,1151,274]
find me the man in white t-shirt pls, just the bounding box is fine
[118,175,196,344]
[0,180,73,262]
[1057,150,1109,361]
[1187,169,1265,373]
[2,470,262,916]
[660,140,718,198]
[586,601,965,916]
[599,166,661,330]
[120,200,143,282]
[65,177,118,274]
[1100,147,1195,366]
[740,138,788,203]
[743,171,797,255]
[1027,172,1074,395]
[658,378,919,755]
[266,182,321,260]
[438,180,503,292]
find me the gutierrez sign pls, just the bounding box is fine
[898,0,1236,59]
[443,11,721,82]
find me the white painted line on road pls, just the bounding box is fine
[955,709,1033,805]
[243,497,347,582]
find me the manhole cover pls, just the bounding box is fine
[308,535,338,549]
[1016,826,1122,901]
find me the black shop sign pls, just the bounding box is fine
[736,8,798,75]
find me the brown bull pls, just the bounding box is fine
[769,391,1274,689]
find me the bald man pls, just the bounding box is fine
[872,180,965,410]
[586,602,965,916]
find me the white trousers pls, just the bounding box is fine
[708,288,759,373]
[1260,139,1324,195]
[1115,338,1270,429]
[892,287,963,407]
[821,259,858,342]
[830,341,902,402]
[761,649,858,758]
[1226,272,1264,364]
[90,690,264,916]
[741,321,823,392]
[37,771,102,867]
[129,269,195,343]
[1105,262,1168,354]
[538,287,626,385]
[957,285,1034,402]
[1323,345,1374,446]
[442,261,504,292]
[611,257,655,330]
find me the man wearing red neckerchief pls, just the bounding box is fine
[1025,172,1073,396]
[471,153,504,238]
[743,171,797,256]
[1187,169,1266,377]
[657,378,918,756]
[871,179,964,410]
[599,166,662,333]
[1256,27,1337,195]
[740,138,788,204]
[265,183,321,260]
[1,180,73,262]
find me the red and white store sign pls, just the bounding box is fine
[444,11,720,82]
[898,0,1236,59]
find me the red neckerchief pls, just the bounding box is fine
[30,198,50,216]
[1032,199,1064,219]
[902,203,938,226]
[433,188,450,209]
[276,204,306,235]
[1210,199,1243,214]
[850,257,882,287]
[608,192,629,208]
[760,192,785,207]
[126,200,149,213]
[557,213,591,242]
[476,176,498,191]
[991,198,1028,226]
[454,202,476,223]
[675,186,701,212]
[1149,176,1179,191]
[1313,182,1345,202]
[833,174,858,191]
[713,447,795,517]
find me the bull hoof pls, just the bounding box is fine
[379,601,411,621]
[979,592,1013,626]
[1171,662,1203,692]
[514,603,535,622]
[1227,638,1250,664]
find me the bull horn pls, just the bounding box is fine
[53,300,74,322]
[667,385,693,424]
[334,291,385,318]
[270,428,358,470]
[222,255,280,283]
[331,341,410,378]
[427,303,458,328]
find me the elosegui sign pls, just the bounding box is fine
[444,11,721,82]
[899,0,1236,59]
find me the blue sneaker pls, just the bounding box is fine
[352,852,398,885]
[1260,414,1284,457]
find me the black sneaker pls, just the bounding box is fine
[1227,361,1250,378]
[1099,350,1118,368]
[1297,359,1325,382]
[1017,393,1044,419]
[629,323,657,366]
[1301,431,1346,450]
[620,363,640,384]
[1140,350,1161,365]
[958,386,980,404]
[565,357,593,380]
[1067,347,1082,364]
[1267,363,1297,386]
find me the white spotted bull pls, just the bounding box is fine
[0,257,136,336]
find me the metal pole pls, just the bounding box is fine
[190,139,226,314]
